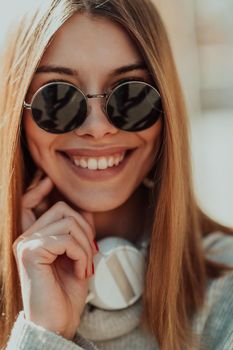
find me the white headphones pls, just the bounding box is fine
[85,236,149,311]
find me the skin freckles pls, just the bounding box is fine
[23,12,163,241]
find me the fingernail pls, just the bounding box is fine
[92,262,95,275]
[93,239,99,252]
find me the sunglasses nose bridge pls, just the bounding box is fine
[86,93,107,99]
[73,91,118,138]
[85,92,109,116]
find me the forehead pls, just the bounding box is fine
[39,13,143,73]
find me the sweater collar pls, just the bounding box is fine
[78,298,142,341]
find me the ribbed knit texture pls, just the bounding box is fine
[5,312,97,350]
[5,231,233,350]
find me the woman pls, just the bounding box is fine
[1,0,233,349]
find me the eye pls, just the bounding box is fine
[29,79,76,97]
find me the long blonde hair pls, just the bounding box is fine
[0,1,233,349]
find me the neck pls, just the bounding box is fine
[46,184,153,244]
[93,185,153,243]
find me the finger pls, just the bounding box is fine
[26,168,44,191]
[76,210,97,253]
[14,216,94,277]
[22,176,54,209]
[32,216,94,276]
[16,234,88,280]
[79,211,96,237]
[21,208,37,240]
[23,201,96,252]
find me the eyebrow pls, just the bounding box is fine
[35,62,147,77]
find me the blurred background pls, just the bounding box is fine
[155,0,233,226]
[0,0,232,226]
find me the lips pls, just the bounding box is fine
[59,149,133,169]
[57,147,135,181]
[58,146,135,158]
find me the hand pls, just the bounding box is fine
[13,171,98,340]
[21,169,54,232]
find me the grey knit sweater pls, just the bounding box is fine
[5,231,233,350]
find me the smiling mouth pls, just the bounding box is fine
[58,149,134,171]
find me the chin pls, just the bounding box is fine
[67,191,130,212]
[54,180,138,213]
[76,199,125,212]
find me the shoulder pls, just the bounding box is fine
[192,232,233,349]
[198,271,233,349]
[202,231,233,266]
[192,269,233,349]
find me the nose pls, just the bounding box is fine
[73,94,118,139]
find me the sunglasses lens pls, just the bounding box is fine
[107,81,162,132]
[31,83,87,134]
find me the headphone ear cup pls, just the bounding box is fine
[86,236,146,310]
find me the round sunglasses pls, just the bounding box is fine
[23,80,163,134]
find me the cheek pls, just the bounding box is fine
[140,118,163,153]
[22,112,56,161]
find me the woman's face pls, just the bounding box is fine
[23,13,162,212]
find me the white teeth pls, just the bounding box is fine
[87,158,98,170]
[80,159,88,168]
[98,157,108,170]
[114,157,120,166]
[108,156,114,167]
[71,152,126,170]
[74,159,80,166]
